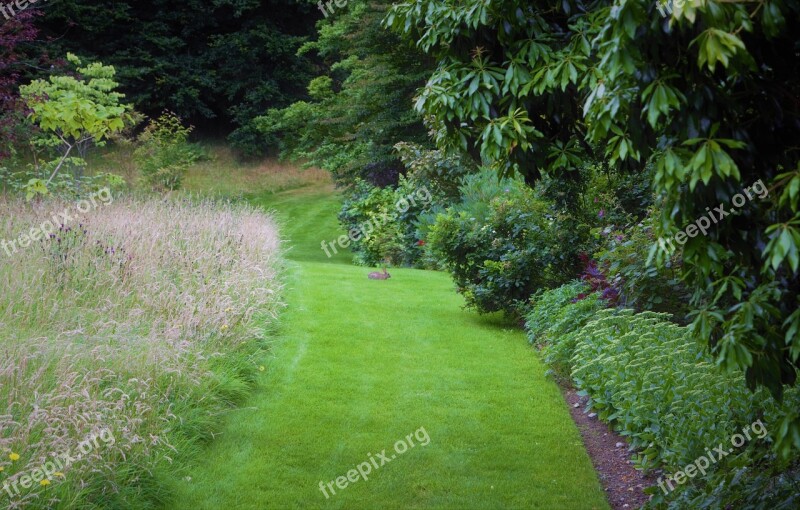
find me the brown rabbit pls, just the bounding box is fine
[368,267,391,280]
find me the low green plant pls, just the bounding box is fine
[527,294,800,507]
[652,453,800,509]
[566,310,800,504]
[525,282,608,377]
[574,311,747,468]
[525,282,590,345]
[134,112,203,191]
[525,279,800,508]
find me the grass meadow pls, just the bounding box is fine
[0,194,283,508]
[1,154,609,509]
[85,143,331,198]
[166,185,610,510]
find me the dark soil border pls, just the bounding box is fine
[561,385,658,510]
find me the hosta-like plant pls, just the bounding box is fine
[525,283,608,376]
[570,310,798,471]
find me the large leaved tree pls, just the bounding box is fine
[387,0,800,452]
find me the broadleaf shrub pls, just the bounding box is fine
[595,220,691,318]
[428,170,596,317]
[338,176,435,267]
[134,112,204,191]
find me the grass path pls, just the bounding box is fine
[169,185,609,509]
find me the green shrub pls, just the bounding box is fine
[338,176,435,267]
[335,142,477,269]
[528,295,800,507]
[574,311,760,468]
[19,55,130,161]
[134,112,203,191]
[525,281,590,345]
[595,220,691,319]
[564,310,800,505]
[393,142,476,203]
[655,453,800,509]
[15,54,133,199]
[427,170,596,317]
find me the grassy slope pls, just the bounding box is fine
[168,183,610,509]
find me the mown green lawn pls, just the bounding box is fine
[167,185,609,510]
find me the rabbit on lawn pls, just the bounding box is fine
[368,267,391,280]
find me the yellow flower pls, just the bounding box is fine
[259,366,266,372]
[221,324,229,331]
[40,479,50,487]
[54,472,65,478]
[225,308,232,313]
[9,453,19,462]
[0,466,4,472]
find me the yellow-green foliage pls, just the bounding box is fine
[19,54,133,199]
[134,112,200,191]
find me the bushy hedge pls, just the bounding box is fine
[336,143,474,269]
[427,170,598,317]
[525,284,800,508]
[594,220,692,319]
[338,176,437,268]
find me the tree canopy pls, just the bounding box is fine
[386,0,800,416]
[37,0,318,154]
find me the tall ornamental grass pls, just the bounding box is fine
[0,195,283,509]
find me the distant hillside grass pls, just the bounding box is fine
[85,142,330,197]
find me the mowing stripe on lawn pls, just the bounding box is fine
[167,185,610,510]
